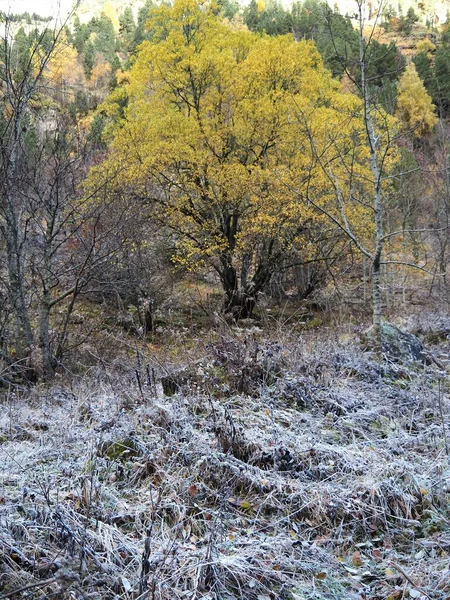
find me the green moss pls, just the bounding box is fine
[384,377,410,389]
[99,438,140,462]
[370,415,399,437]
[302,316,322,329]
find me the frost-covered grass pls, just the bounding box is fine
[0,321,449,599]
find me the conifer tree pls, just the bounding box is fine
[396,63,438,137]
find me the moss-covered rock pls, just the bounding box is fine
[363,322,427,363]
[97,438,141,462]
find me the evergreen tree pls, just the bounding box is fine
[83,39,95,77]
[216,0,239,20]
[399,7,419,35]
[11,27,31,82]
[364,40,405,89]
[73,15,90,54]
[93,14,119,57]
[414,43,450,118]
[243,0,259,32]
[434,46,450,117]
[314,5,359,77]
[131,0,154,52]
[257,1,291,36]
[413,50,435,91]
[119,6,136,50]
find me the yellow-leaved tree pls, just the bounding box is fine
[45,31,85,101]
[396,63,438,137]
[90,0,373,318]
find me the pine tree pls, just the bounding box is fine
[119,6,136,51]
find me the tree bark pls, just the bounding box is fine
[220,256,272,320]
[4,196,34,360]
[358,0,384,349]
[372,253,383,348]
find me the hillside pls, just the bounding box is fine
[12,0,450,29]
[338,0,450,25]
[0,1,450,598]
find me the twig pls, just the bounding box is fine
[136,369,145,402]
[437,378,450,461]
[0,577,56,599]
[390,561,432,599]
[139,523,153,597]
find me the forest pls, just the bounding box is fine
[0,0,449,598]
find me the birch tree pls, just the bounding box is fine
[295,0,404,345]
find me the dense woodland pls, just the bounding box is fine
[0,2,450,599]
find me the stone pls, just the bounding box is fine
[364,322,427,363]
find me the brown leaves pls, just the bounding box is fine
[188,484,198,498]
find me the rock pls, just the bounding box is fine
[97,438,141,461]
[364,322,427,363]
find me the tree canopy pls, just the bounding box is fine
[89,0,378,318]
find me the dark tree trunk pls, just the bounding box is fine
[225,287,257,320]
[219,256,272,320]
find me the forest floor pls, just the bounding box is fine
[1,311,450,600]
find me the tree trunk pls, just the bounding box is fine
[38,297,53,378]
[2,94,34,367]
[359,0,384,350]
[4,200,34,359]
[220,256,272,320]
[372,253,383,349]
[225,286,258,320]
[38,236,54,377]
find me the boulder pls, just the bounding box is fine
[364,322,427,363]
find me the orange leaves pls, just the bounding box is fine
[188,484,198,498]
[89,58,113,91]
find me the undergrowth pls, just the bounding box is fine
[0,319,449,599]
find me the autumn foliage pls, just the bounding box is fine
[90,0,378,317]
[396,63,438,137]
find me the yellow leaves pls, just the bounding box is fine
[415,37,435,56]
[90,0,389,273]
[102,0,120,31]
[45,32,85,94]
[89,58,112,91]
[396,63,438,137]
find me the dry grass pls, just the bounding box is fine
[0,317,449,599]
